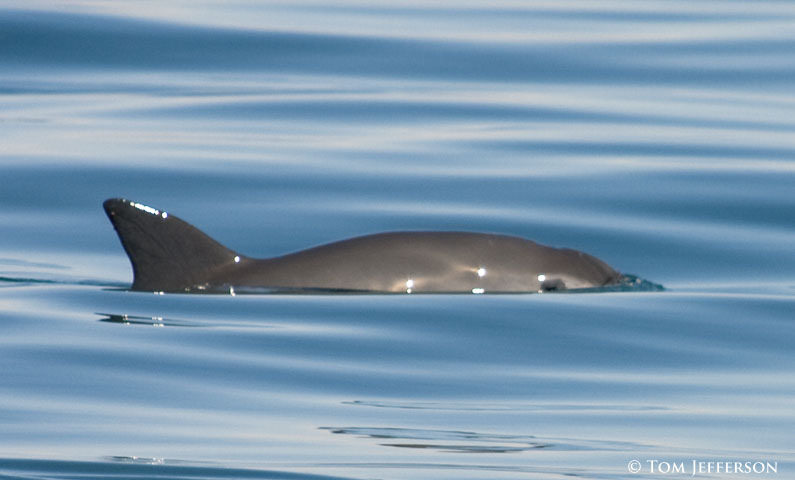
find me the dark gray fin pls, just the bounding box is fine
[103,198,240,292]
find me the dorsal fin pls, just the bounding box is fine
[103,198,240,292]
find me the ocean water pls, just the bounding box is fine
[1,2,794,479]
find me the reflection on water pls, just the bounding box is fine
[97,313,199,328]
[342,399,670,412]
[321,426,655,453]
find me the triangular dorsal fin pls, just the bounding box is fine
[103,198,240,292]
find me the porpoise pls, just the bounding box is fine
[103,198,627,294]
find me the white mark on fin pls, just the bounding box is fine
[472,288,485,294]
[234,256,240,263]
[130,201,160,216]
[161,212,168,219]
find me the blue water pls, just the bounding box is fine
[1,2,794,479]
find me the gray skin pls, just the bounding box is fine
[103,198,622,294]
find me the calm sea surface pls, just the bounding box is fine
[1,2,794,479]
